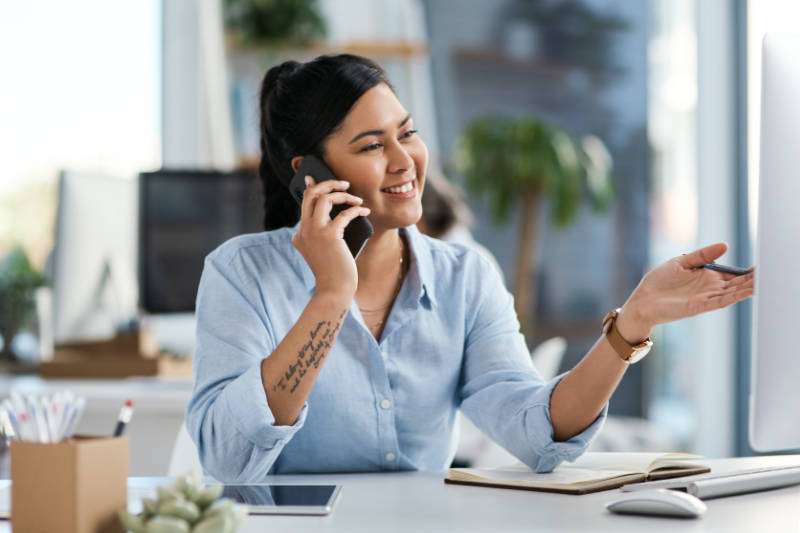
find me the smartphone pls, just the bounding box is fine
[288,155,373,258]
[703,262,754,276]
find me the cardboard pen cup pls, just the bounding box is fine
[11,436,128,533]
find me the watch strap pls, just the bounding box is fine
[603,308,652,363]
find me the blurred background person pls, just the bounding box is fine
[417,174,502,278]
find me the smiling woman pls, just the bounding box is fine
[185,54,753,482]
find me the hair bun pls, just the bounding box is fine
[261,60,301,100]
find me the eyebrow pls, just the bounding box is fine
[348,114,412,144]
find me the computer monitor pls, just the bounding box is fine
[52,171,139,343]
[138,169,262,314]
[748,34,800,452]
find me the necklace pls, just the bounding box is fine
[358,239,407,326]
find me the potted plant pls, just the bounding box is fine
[0,246,47,362]
[223,0,327,49]
[457,115,614,335]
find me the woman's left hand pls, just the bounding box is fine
[620,242,755,335]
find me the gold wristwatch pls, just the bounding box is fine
[602,308,653,364]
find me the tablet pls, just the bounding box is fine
[0,483,343,519]
[221,484,342,515]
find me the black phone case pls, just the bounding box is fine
[288,155,373,258]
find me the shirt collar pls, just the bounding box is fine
[404,224,437,308]
[291,222,437,308]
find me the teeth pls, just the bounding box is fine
[384,182,413,194]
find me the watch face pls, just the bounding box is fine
[628,342,653,364]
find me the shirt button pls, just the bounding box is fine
[380,399,392,410]
[385,452,396,462]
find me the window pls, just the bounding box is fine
[424,0,652,417]
[0,1,161,264]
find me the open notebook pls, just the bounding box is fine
[445,452,711,495]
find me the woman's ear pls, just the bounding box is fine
[290,156,304,173]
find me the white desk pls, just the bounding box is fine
[2,456,798,532]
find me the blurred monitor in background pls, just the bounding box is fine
[138,169,262,314]
[749,34,800,453]
[52,171,139,343]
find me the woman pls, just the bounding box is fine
[186,54,754,482]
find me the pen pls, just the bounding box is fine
[38,396,54,443]
[5,410,20,439]
[15,394,39,442]
[29,397,48,443]
[0,410,16,442]
[113,399,134,437]
[56,401,72,441]
[55,391,75,441]
[0,400,15,433]
[63,397,86,440]
[17,412,33,442]
[702,262,754,276]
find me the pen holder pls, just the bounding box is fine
[11,436,128,533]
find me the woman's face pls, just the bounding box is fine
[319,83,428,232]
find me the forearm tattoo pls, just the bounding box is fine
[273,309,347,394]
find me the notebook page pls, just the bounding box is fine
[455,466,636,486]
[648,453,704,471]
[561,452,701,474]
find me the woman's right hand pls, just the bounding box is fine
[291,175,370,301]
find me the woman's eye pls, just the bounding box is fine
[359,130,418,153]
[360,143,382,152]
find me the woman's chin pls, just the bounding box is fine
[368,207,423,231]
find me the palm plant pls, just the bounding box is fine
[457,115,614,334]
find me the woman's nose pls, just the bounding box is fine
[386,141,414,174]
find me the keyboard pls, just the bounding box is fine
[621,464,800,499]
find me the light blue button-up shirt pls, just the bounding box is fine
[186,223,607,482]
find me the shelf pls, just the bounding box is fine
[227,39,429,60]
[453,47,609,79]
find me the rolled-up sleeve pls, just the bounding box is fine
[458,254,607,473]
[186,252,306,482]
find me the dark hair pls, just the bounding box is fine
[258,54,392,230]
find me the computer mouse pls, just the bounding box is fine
[605,488,707,518]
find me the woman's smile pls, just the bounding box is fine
[380,178,417,199]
